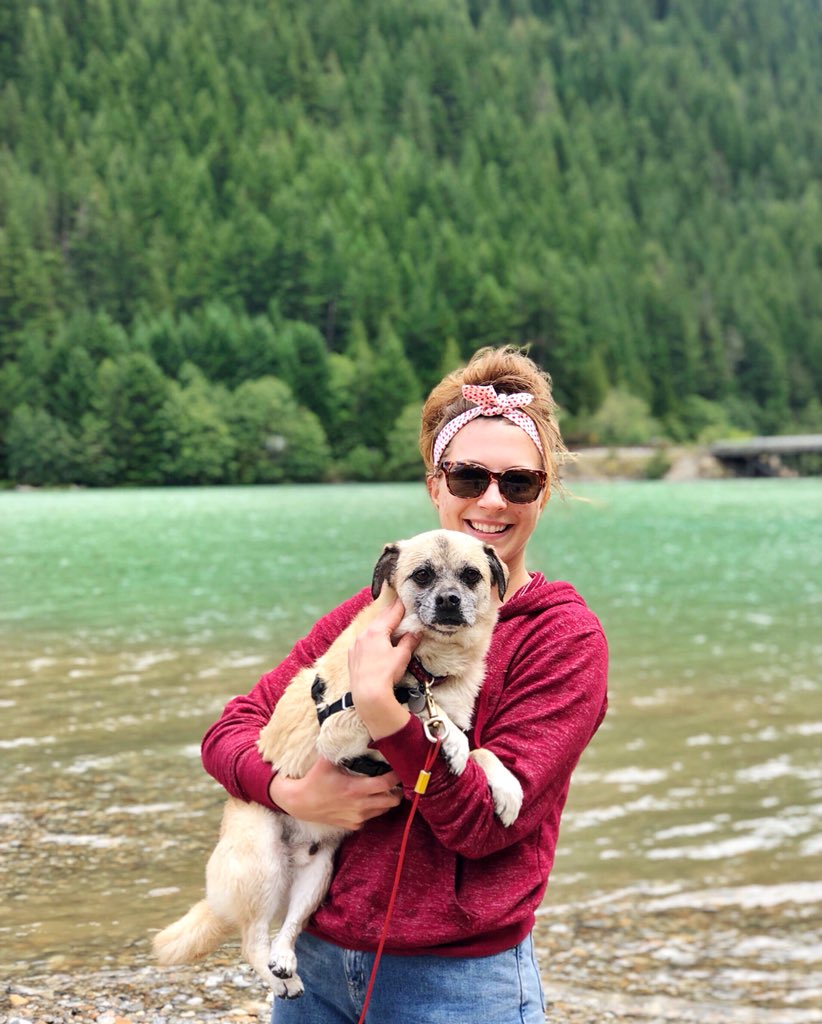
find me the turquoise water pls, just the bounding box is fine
[1,480,821,974]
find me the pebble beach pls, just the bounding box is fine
[5,883,821,1024]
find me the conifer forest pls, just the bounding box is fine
[2,0,821,486]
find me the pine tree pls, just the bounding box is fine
[94,352,174,485]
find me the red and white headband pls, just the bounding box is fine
[432,383,544,467]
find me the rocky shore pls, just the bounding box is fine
[561,445,727,482]
[5,885,821,1024]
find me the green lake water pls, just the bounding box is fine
[1,480,821,988]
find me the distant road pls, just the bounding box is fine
[710,435,822,457]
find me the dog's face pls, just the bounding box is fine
[371,529,507,634]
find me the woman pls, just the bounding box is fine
[202,346,608,1023]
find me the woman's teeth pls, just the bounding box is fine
[468,521,508,534]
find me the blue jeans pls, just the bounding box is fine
[271,931,546,1023]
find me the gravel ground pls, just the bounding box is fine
[5,887,822,1024]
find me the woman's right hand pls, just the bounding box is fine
[269,757,402,831]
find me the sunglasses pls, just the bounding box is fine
[439,461,547,504]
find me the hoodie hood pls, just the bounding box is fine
[497,573,589,621]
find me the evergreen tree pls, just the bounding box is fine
[94,352,174,485]
[6,404,77,485]
[1,0,821,485]
[226,376,330,484]
[163,368,235,485]
[357,319,421,451]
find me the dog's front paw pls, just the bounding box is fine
[274,973,304,1000]
[439,724,469,776]
[490,775,523,827]
[469,748,523,827]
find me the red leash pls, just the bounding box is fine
[356,735,442,1024]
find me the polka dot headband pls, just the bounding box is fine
[432,383,544,467]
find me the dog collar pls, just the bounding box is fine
[394,658,447,714]
[405,657,446,688]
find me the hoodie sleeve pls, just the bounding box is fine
[372,607,608,858]
[201,589,372,808]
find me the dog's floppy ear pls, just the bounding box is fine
[372,544,400,599]
[484,545,508,601]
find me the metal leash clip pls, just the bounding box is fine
[421,680,449,743]
[423,715,448,743]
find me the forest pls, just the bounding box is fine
[1,0,821,485]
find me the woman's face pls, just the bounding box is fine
[426,416,547,590]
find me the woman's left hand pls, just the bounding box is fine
[348,598,419,741]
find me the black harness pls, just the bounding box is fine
[315,658,446,725]
[314,657,447,777]
[315,689,354,726]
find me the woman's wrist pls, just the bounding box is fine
[268,771,295,812]
[359,699,411,742]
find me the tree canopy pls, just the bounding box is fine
[2,0,821,484]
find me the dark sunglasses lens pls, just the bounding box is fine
[500,470,543,503]
[446,465,490,498]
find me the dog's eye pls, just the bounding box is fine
[460,567,482,586]
[411,567,433,585]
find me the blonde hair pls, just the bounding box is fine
[419,345,567,490]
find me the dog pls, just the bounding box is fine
[153,529,523,998]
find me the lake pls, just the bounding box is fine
[2,480,821,1015]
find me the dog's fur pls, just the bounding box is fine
[153,530,523,997]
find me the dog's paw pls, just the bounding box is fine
[469,748,523,827]
[490,775,523,827]
[274,974,304,1000]
[440,725,469,776]
[269,949,298,980]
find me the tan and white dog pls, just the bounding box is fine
[153,530,523,998]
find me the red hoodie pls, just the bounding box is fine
[201,573,608,957]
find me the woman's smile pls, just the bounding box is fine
[465,519,511,535]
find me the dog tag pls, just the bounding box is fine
[405,685,427,715]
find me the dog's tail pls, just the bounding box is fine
[153,900,232,965]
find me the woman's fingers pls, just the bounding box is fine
[271,758,402,830]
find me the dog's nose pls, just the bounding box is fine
[436,591,461,609]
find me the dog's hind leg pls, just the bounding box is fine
[268,842,336,999]
[207,800,293,993]
[233,858,293,994]
[241,918,293,994]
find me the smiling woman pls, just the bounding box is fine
[419,351,568,595]
[200,346,608,1024]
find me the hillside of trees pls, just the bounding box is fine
[2,0,821,485]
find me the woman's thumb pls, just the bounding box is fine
[396,630,421,656]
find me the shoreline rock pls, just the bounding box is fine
[5,888,821,1024]
[561,445,727,482]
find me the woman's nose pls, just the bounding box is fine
[477,479,507,510]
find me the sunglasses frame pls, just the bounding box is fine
[438,461,547,504]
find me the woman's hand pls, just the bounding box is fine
[269,757,402,830]
[347,598,419,741]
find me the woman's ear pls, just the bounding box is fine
[426,473,441,509]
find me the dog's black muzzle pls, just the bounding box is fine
[431,589,467,627]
